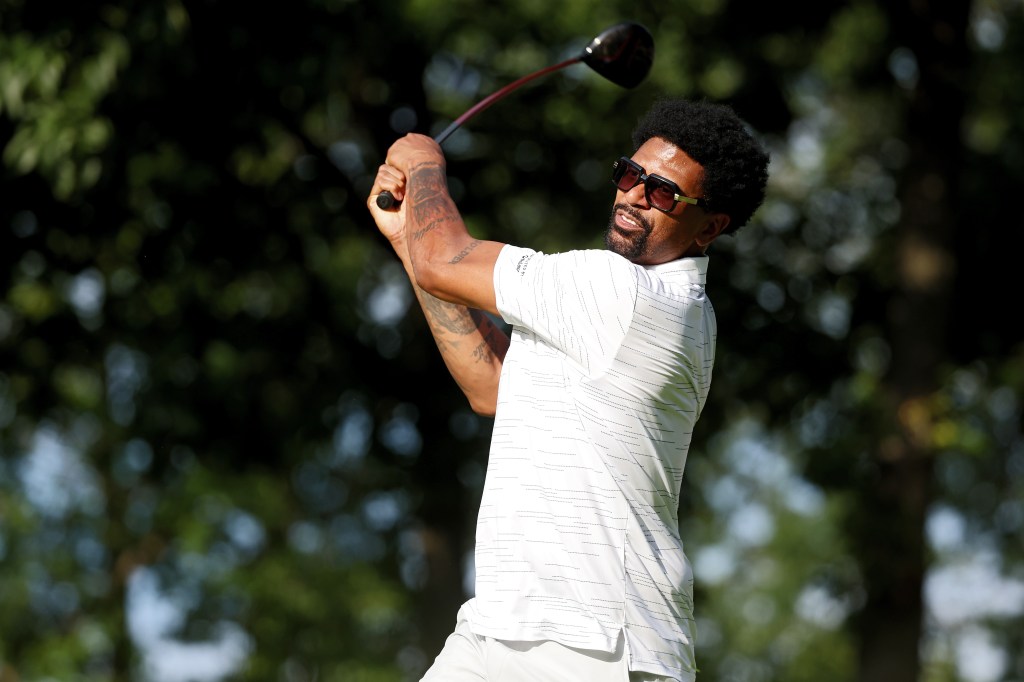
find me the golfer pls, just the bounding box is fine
[367,97,770,682]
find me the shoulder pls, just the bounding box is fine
[498,246,638,281]
[558,248,639,279]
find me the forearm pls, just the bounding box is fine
[370,134,508,414]
[402,161,502,313]
[415,287,509,417]
[393,239,509,416]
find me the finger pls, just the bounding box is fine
[371,164,406,203]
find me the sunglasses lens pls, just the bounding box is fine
[646,178,677,211]
[613,159,641,191]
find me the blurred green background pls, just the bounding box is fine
[1,0,1022,680]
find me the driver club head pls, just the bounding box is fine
[579,22,655,89]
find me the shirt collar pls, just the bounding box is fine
[643,255,709,286]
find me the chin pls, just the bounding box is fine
[604,228,645,262]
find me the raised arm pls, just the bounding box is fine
[367,135,509,416]
[375,134,507,312]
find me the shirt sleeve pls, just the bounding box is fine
[493,244,638,375]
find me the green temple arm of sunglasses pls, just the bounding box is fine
[674,193,709,210]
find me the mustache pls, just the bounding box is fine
[613,203,653,234]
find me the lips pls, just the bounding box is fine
[615,208,649,235]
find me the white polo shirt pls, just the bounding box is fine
[463,245,717,681]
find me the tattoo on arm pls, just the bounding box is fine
[402,163,503,366]
[450,240,480,264]
[469,311,508,364]
[421,292,477,335]
[408,164,458,241]
[419,293,508,365]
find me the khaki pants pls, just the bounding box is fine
[420,608,677,682]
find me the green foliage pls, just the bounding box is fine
[2,0,1023,681]
[0,28,127,198]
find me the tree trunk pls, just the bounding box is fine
[855,1,970,681]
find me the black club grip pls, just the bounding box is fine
[376,190,398,210]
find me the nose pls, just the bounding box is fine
[623,180,651,208]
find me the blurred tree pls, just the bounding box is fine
[1,0,1022,681]
[1,1,443,679]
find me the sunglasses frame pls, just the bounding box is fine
[612,157,708,213]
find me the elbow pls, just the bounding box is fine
[468,394,497,418]
[412,259,446,299]
[464,382,499,417]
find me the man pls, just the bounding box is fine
[367,97,769,682]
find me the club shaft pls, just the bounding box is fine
[434,56,581,145]
[376,55,582,209]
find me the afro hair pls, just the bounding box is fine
[632,98,769,233]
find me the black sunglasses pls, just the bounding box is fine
[611,157,708,213]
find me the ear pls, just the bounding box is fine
[695,213,731,247]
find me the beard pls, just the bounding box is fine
[604,204,653,261]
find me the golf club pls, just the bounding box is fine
[375,22,654,210]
